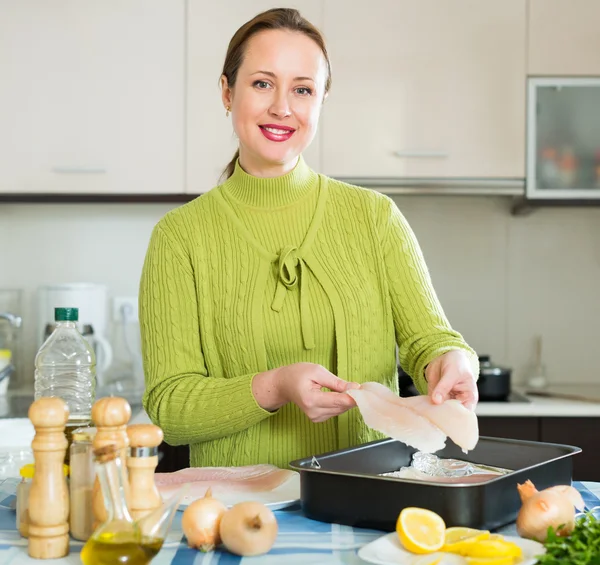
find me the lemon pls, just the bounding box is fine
[458,539,523,559]
[396,507,446,554]
[465,557,516,565]
[442,527,491,552]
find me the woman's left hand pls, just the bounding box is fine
[425,350,479,411]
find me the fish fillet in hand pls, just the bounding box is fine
[359,381,479,452]
[347,387,447,453]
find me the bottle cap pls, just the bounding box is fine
[19,463,70,478]
[54,307,79,322]
[0,350,11,361]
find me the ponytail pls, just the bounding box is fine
[219,149,240,184]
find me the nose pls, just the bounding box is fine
[269,91,292,119]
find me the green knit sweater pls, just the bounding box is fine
[139,156,478,469]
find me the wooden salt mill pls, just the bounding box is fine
[91,397,132,525]
[126,424,164,520]
[27,397,70,559]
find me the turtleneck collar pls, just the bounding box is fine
[220,155,318,208]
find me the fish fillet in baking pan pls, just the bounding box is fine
[154,464,299,507]
[347,386,447,453]
[349,382,479,452]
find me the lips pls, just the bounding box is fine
[259,124,295,142]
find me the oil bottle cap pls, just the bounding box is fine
[19,463,70,478]
[55,308,79,322]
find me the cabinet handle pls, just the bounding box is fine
[52,167,107,174]
[393,151,448,159]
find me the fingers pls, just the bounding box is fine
[431,375,453,404]
[315,370,356,393]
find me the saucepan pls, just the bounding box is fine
[477,355,512,401]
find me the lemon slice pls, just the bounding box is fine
[465,557,516,565]
[396,507,446,554]
[443,527,491,552]
[459,539,523,559]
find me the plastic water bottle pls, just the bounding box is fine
[34,307,96,461]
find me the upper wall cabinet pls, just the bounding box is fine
[320,0,526,180]
[186,1,322,194]
[0,1,185,195]
[528,0,600,76]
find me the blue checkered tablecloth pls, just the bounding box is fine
[0,481,598,564]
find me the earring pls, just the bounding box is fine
[225,106,231,117]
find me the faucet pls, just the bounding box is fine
[0,312,22,328]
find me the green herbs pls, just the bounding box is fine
[536,512,600,565]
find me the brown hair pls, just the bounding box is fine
[219,8,332,182]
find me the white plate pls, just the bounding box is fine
[175,472,301,511]
[357,532,546,565]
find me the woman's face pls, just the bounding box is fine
[221,29,328,177]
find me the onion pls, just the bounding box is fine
[181,487,228,551]
[219,501,278,556]
[516,480,585,542]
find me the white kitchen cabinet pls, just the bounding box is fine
[528,0,600,76]
[0,1,184,195]
[320,1,526,180]
[186,0,322,194]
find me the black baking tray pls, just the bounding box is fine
[288,436,581,532]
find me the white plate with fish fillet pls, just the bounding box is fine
[357,532,545,565]
[155,464,301,510]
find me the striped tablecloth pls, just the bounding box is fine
[0,480,598,564]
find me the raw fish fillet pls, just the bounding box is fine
[155,464,298,506]
[360,381,479,452]
[347,387,447,453]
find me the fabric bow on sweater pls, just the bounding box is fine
[271,245,315,350]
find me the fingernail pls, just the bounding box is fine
[433,393,442,403]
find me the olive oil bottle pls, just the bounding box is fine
[80,444,184,565]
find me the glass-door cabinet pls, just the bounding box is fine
[527,78,600,200]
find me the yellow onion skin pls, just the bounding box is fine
[182,490,228,552]
[220,501,279,557]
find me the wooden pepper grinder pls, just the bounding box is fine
[126,424,164,520]
[27,397,70,559]
[91,397,132,526]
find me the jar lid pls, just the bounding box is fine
[72,426,97,442]
[20,463,70,478]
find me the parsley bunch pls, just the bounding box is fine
[536,512,600,565]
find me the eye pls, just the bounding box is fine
[253,80,271,89]
[295,87,313,96]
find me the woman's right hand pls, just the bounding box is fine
[253,362,359,423]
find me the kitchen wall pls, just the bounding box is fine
[1,196,599,389]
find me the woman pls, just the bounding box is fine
[139,8,479,469]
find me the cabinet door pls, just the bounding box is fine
[186,1,323,194]
[540,418,600,482]
[528,0,600,75]
[321,0,526,179]
[0,1,184,195]
[478,417,540,442]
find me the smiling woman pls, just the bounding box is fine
[138,8,479,470]
[219,9,331,180]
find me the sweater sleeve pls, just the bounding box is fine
[139,223,276,446]
[379,197,479,394]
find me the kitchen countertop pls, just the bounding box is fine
[476,385,600,417]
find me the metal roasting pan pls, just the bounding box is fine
[288,436,582,532]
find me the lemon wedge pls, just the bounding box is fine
[396,507,446,554]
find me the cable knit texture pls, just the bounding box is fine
[139,156,478,469]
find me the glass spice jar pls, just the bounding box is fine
[69,426,97,541]
[16,463,34,537]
